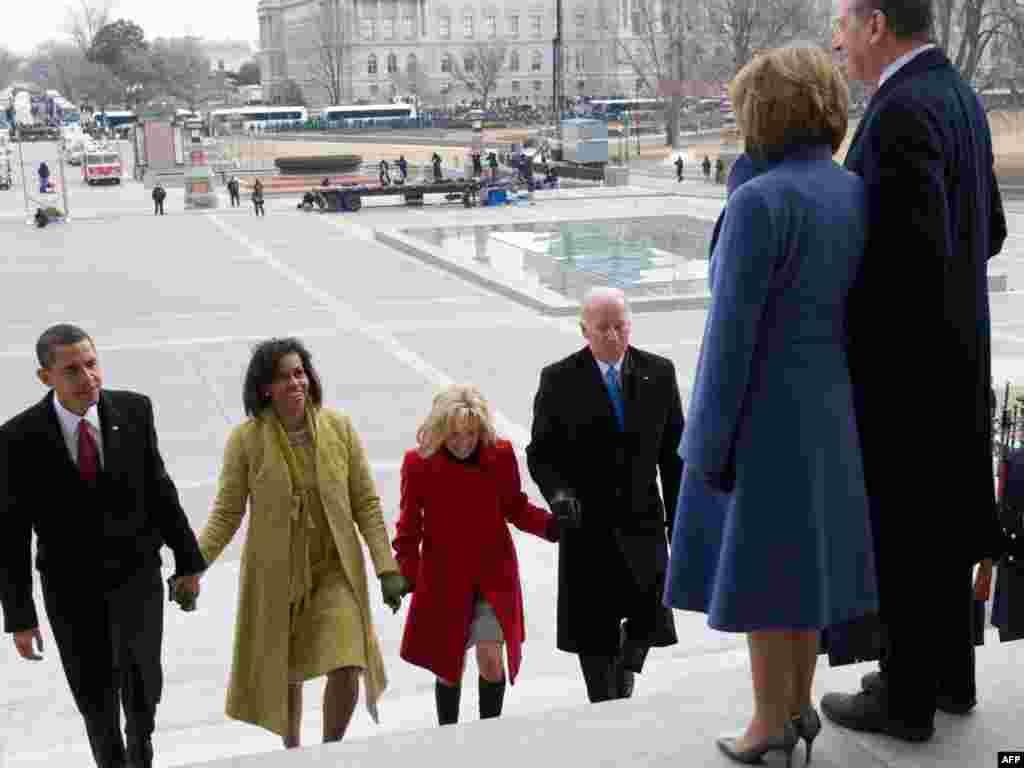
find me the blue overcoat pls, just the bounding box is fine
[664,144,879,632]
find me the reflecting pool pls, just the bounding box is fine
[402,216,716,302]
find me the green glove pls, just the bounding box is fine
[380,572,409,613]
[167,576,197,612]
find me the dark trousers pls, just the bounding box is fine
[153,201,164,215]
[877,561,976,727]
[42,569,164,768]
[578,620,648,703]
[229,191,240,207]
[253,201,264,216]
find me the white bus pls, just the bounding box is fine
[208,106,308,134]
[588,98,663,120]
[321,103,418,127]
[93,110,137,135]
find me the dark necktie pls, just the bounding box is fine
[78,420,99,483]
[605,366,625,432]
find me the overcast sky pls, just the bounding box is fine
[1,0,259,55]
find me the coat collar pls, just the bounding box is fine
[575,345,645,431]
[848,47,951,155]
[97,390,123,477]
[254,406,349,495]
[36,389,123,479]
[38,390,79,479]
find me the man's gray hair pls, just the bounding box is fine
[580,287,631,323]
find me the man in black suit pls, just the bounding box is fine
[527,287,684,703]
[823,0,1008,742]
[0,324,206,768]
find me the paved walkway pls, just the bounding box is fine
[0,140,1021,768]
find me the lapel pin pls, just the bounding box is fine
[112,425,119,431]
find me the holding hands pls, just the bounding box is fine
[551,494,582,530]
[169,573,203,612]
[380,571,411,613]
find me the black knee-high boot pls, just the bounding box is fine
[479,676,506,719]
[435,680,461,725]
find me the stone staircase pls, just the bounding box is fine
[171,638,1022,768]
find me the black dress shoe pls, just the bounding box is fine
[616,624,636,699]
[820,690,935,742]
[615,659,635,699]
[861,670,977,715]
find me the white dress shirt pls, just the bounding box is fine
[53,396,105,469]
[594,352,626,383]
[878,43,936,88]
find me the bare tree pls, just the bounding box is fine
[990,0,1024,104]
[306,5,347,105]
[65,0,114,55]
[28,42,87,101]
[150,37,211,111]
[598,0,723,146]
[0,46,19,90]
[710,0,829,73]
[390,65,438,105]
[77,60,122,112]
[934,0,1016,87]
[451,43,507,109]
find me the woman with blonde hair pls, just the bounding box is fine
[663,43,878,765]
[394,383,559,725]
[190,337,408,750]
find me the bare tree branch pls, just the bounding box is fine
[64,0,113,55]
[0,46,19,91]
[451,42,507,108]
[306,5,346,105]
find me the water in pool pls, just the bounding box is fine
[403,216,716,301]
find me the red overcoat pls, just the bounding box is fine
[394,439,555,684]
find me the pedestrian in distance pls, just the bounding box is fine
[395,384,559,727]
[664,44,878,767]
[228,177,241,207]
[431,153,443,183]
[674,155,684,182]
[488,152,499,180]
[252,179,265,217]
[38,161,50,194]
[397,155,408,183]
[193,338,409,749]
[715,156,725,184]
[0,324,206,768]
[702,155,711,181]
[472,152,483,178]
[822,0,1008,743]
[378,159,391,187]
[527,286,684,706]
[152,183,166,216]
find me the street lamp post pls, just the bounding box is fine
[552,0,564,150]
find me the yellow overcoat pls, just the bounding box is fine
[199,407,399,738]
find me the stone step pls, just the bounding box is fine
[170,638,1023,768]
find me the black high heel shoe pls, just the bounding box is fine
[716,721,799,767]
[791,705,822,764]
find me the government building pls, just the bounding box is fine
[257,0,685,107]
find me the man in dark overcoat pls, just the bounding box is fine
[824,0,1008,743]
[527,287,683,703]
[0,324,206,768]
